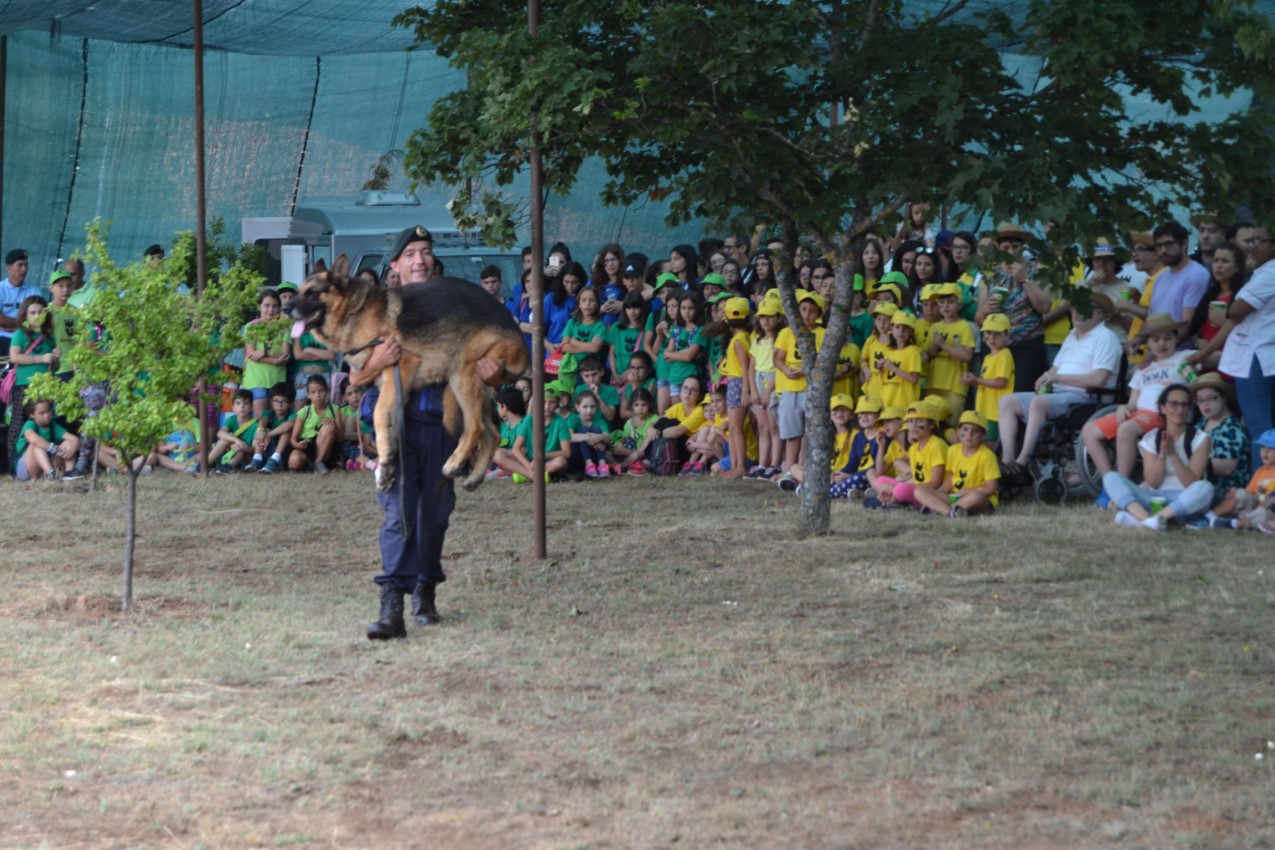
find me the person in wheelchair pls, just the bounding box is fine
[1080,313,1194,487]
[998,292,1122,479]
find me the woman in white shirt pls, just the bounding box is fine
[1102,383,1215,530]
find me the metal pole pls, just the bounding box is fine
[528,0,546,559]
[0,36,7,250]
[193,0,212,474]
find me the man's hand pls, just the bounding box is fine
[476,356,504,387]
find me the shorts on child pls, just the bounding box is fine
[249,386,269,401]
[1089,408,1163,439]
[14,445,58,481]
[1008,389,1089,421]
[777,389,807,440]
[725,376,744,409]
[754,371,775,406]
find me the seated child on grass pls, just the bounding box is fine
[337,381,376,471]
[154,404,201,473]
[255,382,297,473]
[574,356,620,428]
[288,374,342,475]
[210,389,259,472]
[569,389,613,478]
[612,387,657,474]
[686,385,729,475]
[829,394,887,499]
[913,411,1001,518]
[492,386,538,482]
[13,398,80,481]
[1207,428,1275,531]
[867,400,947,509]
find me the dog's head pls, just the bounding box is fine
[289,253,353,334]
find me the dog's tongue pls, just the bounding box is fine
[291,319,307,340]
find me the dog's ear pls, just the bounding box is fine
[332,254,351,279]
[312,258,327,274]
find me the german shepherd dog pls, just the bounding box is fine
[289,254,529,491]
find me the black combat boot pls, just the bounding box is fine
[411,581,440,626]
[367,586,406,640]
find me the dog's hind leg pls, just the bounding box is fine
[443,366,495,490]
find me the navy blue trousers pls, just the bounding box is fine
[375,410,458,593]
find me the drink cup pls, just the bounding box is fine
[1150,496,1167,513]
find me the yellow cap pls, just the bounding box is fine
[874,282,903,304]
[920,284,942,301]
[830,393,855,412]
[936,283,963,298]
[757,299,782,317]
[871,301,898,317]
[798,289,825,312]
[922,394,951,422]
[891,310,918,330]
[905,400,939,422]
[980,313,1011,333]
[959,410,989,430]
[855,394,884,414]
[880,406,905,421]
[725,297,751,320]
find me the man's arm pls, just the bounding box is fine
[347,340,401,387]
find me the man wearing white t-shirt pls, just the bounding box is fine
[1219,224,1275,469]
[999,293,1122,474]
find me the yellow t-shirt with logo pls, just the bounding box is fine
[927,319,975,393]
[774,325,826,393]
[861,335,892,398]
[907,435,949,486]
[946,442,1001,507]
[880,344,923,411]
[975,348,1015,422]
[831,340,860,401]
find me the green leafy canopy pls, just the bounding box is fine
[28,221,264,466]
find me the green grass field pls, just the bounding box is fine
[1,471,1272,849]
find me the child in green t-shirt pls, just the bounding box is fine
[13,398,80,480]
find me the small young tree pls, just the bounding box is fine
[28,221,262,611]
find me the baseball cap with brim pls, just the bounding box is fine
[905,401,940,422]
[701,273,726,287]
[980,313,1011,333]
[1255,428,1275,450]
[725,297,750,319]
[855,394,883,414]
[623,260,646,277]
[959,410,989,431]
[389,225,433,261]
[799,290,825,313]
[853,273,865,292]
[923,394,952,423]
[757,299,783,317]
[1189,371,1237,406]
[49,269,73,286]
[654,272,679,291]
[709,291,733,304]
[544,377,575,399]
[5,249,27,265]
[276,280,299,293]
[920,284,941,301]
[871,301,898,317]
[879,270,909,288]
[874,283,903,304]
[936,283,962,298]
[830,393,855,412]
[891,310,918,330]
[879,406,905,421]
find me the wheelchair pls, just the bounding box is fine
[1002,356,1129,505]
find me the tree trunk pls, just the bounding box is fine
[123,467,136,613]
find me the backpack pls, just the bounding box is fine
[645,436,683,475]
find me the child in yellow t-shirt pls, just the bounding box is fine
[860,302,897,400]
[961,313,1014,444]
[926,283,975,425]
[867,400,947,509]
[867,404,906,495]
[879,311,923,412]
[914,411,1001,517]
[916,285,941,354]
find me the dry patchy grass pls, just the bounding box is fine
[0,471,1272,849]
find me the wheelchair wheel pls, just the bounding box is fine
[1073,404,1121,498]
[1035,475,1067,505]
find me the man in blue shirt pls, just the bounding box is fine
[0,249,40,358]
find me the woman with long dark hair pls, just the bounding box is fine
[1186,240,1247,372]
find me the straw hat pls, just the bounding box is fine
[1189,371,1236,407]
[995,222,1031,243]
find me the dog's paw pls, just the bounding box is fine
[462,473,484,492]
[441,459,463,479]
